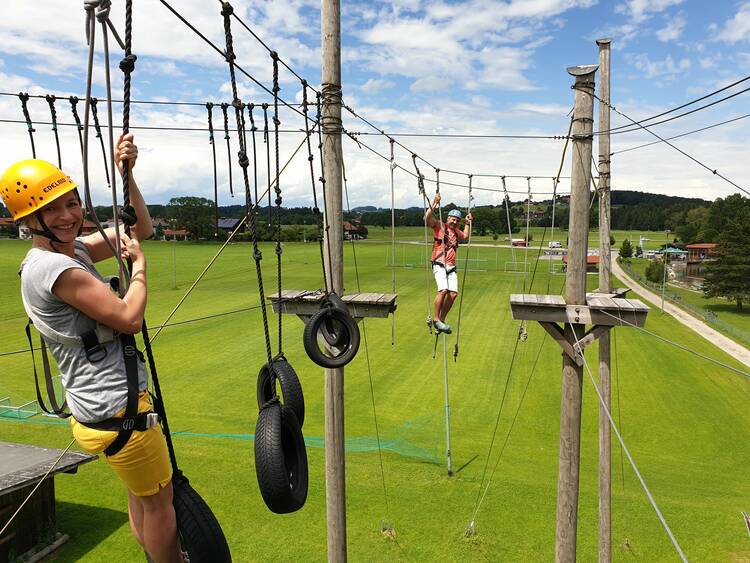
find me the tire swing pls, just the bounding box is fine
[220,5,308,514]
[303,295,360,368]
[256,356,305,427]
[80,4,231,560]
[300,87,360,369]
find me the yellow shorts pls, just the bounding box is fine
[70,391,172,497]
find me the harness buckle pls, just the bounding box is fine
[145,412,160,429]
[84,342,107,363]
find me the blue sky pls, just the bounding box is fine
[1,0,748,209]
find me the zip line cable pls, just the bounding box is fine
[594,74,750,135]
[593,93,749,196]
[568,322,688,562]
[611,113,750,156]
[602,84,750,137]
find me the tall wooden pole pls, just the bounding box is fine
[322,0,347,560]
[596,37,613,563]
[556,63,597,563]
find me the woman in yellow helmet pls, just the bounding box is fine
[1,134,183,563]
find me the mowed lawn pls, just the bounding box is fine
[1,238,749,561]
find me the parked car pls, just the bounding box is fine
[548,241,562,249]
[511,239,526,247]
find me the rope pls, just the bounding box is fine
[500,177,516,263]
[271,51,284,355]
[599,310,750,380]
[262,103,272,225]
[413,154,433,333]
[45,95,62,168]
[390,138,396,346]
[0,439,76,538]
[341,157,394,537]
[612,327,626,490]
[206,103,219,236]
[452,175,473,361]
[220,102,234,197]
[300,82,328,294]
[468,332,548,530]
[523,178,531,289]
[68,96,84,153]
[18,92,36,158]
[568,322,688,562]
[221,1,273,365]
[315,91,335,293]
[248,103,259,210]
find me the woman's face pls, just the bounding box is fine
[35,191,83,242]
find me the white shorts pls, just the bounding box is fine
[433,264,458,293]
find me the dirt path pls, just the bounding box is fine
[611,254,750,369]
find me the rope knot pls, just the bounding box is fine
[221,2,234,17]
[237,150,249,169]
[119,54,137,74]
[253,249,263,261]
[94,0,112,23]
[119,205,137,227]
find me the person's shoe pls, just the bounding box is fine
[434,320,452,334]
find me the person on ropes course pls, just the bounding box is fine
[424,192,473,334]
[1,135,184,563]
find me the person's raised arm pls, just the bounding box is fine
[424,193,441,228]
[54,233,147,334]
[85,133,153,262]
[462,212,473,239]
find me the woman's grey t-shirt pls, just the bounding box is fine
[19,239,147,422]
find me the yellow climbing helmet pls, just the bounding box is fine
[0,159,77,221]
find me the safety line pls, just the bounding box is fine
[594,74,750,135]
[0,439,76,538]
[599,310,750,380]
[593,93,748,197]
[611,113,750,156]
[568,322,688,562]
[342,156,394,535]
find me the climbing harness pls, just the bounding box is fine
[220,1,307,514]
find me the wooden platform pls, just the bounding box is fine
[0,442,96,562]
[269,290,397,319]
[510,293,649,327]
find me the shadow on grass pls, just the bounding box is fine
[54,501,128,560]
[455,454,479,475]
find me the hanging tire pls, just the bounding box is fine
[172,471,232,563]
[254,401,308,514]
[256,358,305,427]
[303,306,360,368]
[319,293,349,347]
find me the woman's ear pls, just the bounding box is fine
[21,214,42,231]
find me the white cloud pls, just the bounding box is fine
[511,103,571,115]
[656,14,686,42]
[615,0,686,24]
[626,53,691,79]
[360,78,396,94]
[712,2,750,43]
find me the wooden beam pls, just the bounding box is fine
[540,322,582,366]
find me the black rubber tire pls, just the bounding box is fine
[303,307,360,368]
[256,359,305,427]
[320,315,349,348]
[254,402,308,514]
[172,471,232,563]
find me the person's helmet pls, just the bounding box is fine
[447,209,462,219]
[0,160,77,221]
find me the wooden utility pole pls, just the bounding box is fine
[596,37,612,563]
[321,0,347,560]
[555,63,598,563]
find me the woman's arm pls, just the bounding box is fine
[53,234,147,334]
[84,133,153,263]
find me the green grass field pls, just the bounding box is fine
[1,239,749,561]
